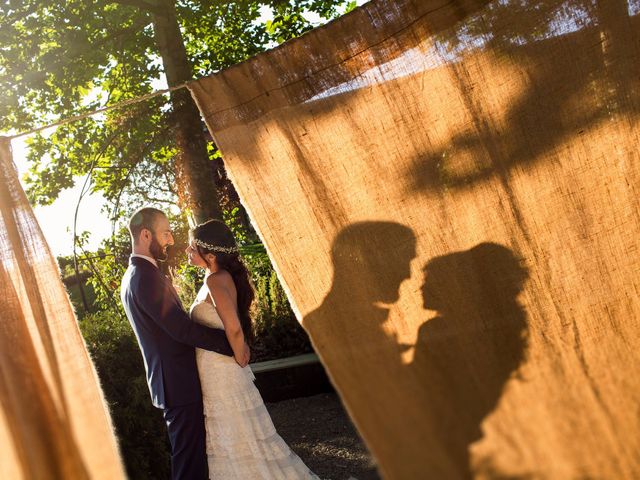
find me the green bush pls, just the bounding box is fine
[243,251,313,362]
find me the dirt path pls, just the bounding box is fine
[266,393,381,480]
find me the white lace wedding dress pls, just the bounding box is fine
[190,282,320,480]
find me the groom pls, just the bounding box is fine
[120,207,248,479]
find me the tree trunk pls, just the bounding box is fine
[151,0,222,224]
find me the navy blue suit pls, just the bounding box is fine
[121,256,233,479]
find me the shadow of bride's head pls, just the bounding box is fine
[421,242,528,315]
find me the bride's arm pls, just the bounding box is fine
[206,272,250,367]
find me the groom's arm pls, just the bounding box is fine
[135,275,234,356]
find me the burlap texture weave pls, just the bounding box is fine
[0,138,125,479]
[189,0,640,478]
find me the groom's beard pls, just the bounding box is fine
[150,235,169,262]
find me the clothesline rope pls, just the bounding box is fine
[5,81,189,141]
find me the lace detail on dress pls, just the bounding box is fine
[190,283,319,480]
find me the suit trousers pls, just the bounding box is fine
[163,401,208,480]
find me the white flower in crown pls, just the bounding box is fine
[193,238,239,254]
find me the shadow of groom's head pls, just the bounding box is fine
[331,222,416,303]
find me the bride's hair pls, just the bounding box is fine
[191,219,255,344]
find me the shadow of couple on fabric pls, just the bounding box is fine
[303,221,530,479]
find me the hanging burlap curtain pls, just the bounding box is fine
[0,138,125,479]
[189,0,640,478]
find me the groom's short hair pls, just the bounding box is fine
[128,207,165,242]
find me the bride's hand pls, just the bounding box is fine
[237,343,250,367]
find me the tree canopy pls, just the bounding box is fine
[0,0,355,223]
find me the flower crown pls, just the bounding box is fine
[194,238,238,254]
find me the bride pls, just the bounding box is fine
[186,219,319,479]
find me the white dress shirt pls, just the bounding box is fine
[131,253,158,268]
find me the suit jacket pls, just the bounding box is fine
[120,256,233,409]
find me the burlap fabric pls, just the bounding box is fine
[0,138,125,479]
[189,0,640,478]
